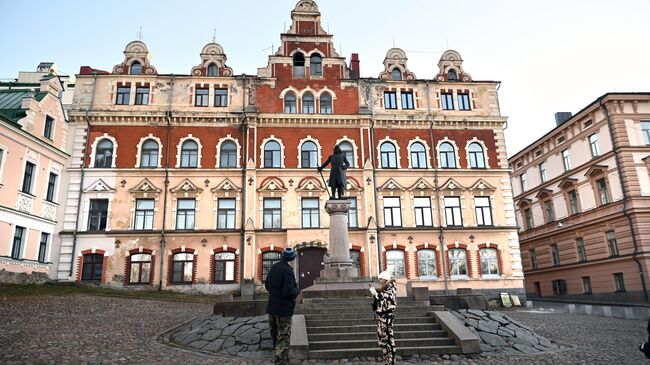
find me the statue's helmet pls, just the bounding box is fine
[333,145,342,155]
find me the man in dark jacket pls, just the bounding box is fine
[318,145,350,199]
[265,247,300,365]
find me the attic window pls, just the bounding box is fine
[207,63,219,76]
[516,162,523,169]
[130,61,142,75]
[391,68,402,81]
[535,150,542,157]
[448,69,458,81]
[583,120,593,128]
[293,53,305,78]
[557,136,566,144]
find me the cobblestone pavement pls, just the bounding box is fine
[1,295,648,365]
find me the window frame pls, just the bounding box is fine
[94,139,114,168]
[339,141,354,167]
[642,121,650,146]
[262,251,282,281]
[347,198,358,228]
[576,238,587,262]
[530,249,538,269]
[479,248,500,277]
[263,141,282,168]
[44,115,54,140]
[551,243,560,266]
[302,92,315,114]
[284,92,297,113]
[45,172,57,202]
[134,86,150,105]
[410,142,427,169]
[171,252,194,284]
[175,198,196,230]
[441,92,454,110]
[81,253,104,281]
[263,198,282,229]
[386,249,405,277]
[413,196,433,227]
[589,133,600,158]
[448,248,468,278]
[217,198,236,230]
[116,87,131,105]
[194,87,209,107]
[567,189,580,215]
[214,252,236,283]
[542,198,555,223]
[219,140,238,168]
[207,63,219,77]
[468,142,485,168]
[21,161,35,194]
[214,88,228,107]
[596,178,609,206]
[129,253,152,285]
[180,140,199,168]
[140,139,159,168]
[439,142,456,168]
[130,61,142,75]
[38,232,49,263]
[539,162,547,183]
[562,149,571,171]
[319,93,332,114]
[382,197,402,227]
[11,226,25,260]
[457,93,471,110]
[582,276,592,294]
[552,279,567,295]
[300,141,318,168]
[401,91,414,109]
[524,207,533,229]
[474,196,493,226]
[606,230,619,257]
[417,249,437,279]
[380,142,398,169]
[391,68,402,81]
[134,199,155,230]
[310,54,322,77]
[614,272,626,292]
[301,198,320,228]
[87,199,109,231]
[384,91,397,109]
[293,53,306,78]
[444,196,463,227]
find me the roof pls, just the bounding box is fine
[0,89,43,123]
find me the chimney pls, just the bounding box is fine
[555,112,572,126]
[349,53,360,79]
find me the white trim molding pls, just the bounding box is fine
[134,134,163,168]
[176,134,203,168]
[215,135,242,168]
[407,137,432,169]
[89,134,118,168]
[376,136,401,169]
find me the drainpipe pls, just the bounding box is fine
[239,77,249,288]
[426,81,449,295]
[367,80,382,275]
[600,97,648,302]
[69,73,98,276]
[158,75,174,290]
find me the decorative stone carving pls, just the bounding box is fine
[378,48,417,80]
[16,194,34,214]
[190,42,234,77]
[294,0,319,13]
[112,40,157,75]
[435,49,472,82]
[42,202,56,221]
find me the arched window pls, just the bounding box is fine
[410,142,427,169]
[293,53,305,78]
[339,141,354,167]
[386,249,405,277]
[448,248,467,277]
[94,139,114,168]
[262,251,282,280]
[417,249,437,278]
[130,61,142,75]
[172,252,194,284]
[129,253,152,284]
[480,248,499,276]
[300,141,318,168]
[214,252,236,282]
[220,140,237,168]
[284,92,297,113]
[81,253,103,281]
[140,139,159,168]
[350,249,361,271]
[439,142,456,168]
[310,54,322,76]
[320,93,332,114]
[207,63,219,77]
[448,69,458,81]
[391,68,402,81]
[468,142,485,168]
[302,92,315,114]
[264,140,281,168]
[180,140,198,168]
[380,142,397,168]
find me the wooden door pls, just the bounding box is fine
[298,247,325,290]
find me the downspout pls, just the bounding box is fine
[158,75,174,290]
[239,77,249,288]
[367,80,382,274]
[69,73,98,276]
[600,97,648,302]
[426,81,449,295]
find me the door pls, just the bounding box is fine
[298,247,325,290]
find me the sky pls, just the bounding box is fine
[1,0,649,156]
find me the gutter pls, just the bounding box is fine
[367,80,382,274]
[239,77,249,288]
[158,75,174,290]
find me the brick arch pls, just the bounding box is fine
[415,244,442,278]
[351,244,366,277]
[476,243,503,277]
[124,248,155,285]
[76,249,108,284]
[445,243,471,278]
[167,248,197,286]
[381,244,410,279]
[210,247,240,284]
[257,246,285,282]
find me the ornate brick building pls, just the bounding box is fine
[58,0,523,299]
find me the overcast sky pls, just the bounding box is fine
[1,0,648,156]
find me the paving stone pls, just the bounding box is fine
[236,327,261,345]
[233,324,251,335]
[254,321,269,330]
[202,338,224,352]
[233,316,252,324]
[497,327,515,337]
[221,322,244,336]
[260,339,273,350]
[514,328,539,346]
[200,329,221,341]
[479,331,506,347]
[188,340,209,349]
[477,319,499,334]
[222,344,243,355]
[468,309,486,317]
[512,343,537,354]
[248,315,269,324]
[466,318,479,328]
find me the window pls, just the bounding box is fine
[480,248,499,276]
[468,143,485,168]
[414,197,433,227]
[301,198,320,228]
[38,232,49,263]
[88,199,108,231]
[195,88,209,107]
[457,93,471,110]
[350,250,361,271]
[217,198,236,230]
[180,140,198,168]
[293,53,305,78]
[284,92,297,113]
[129,253,152,284]
[614,272,625,292]
[642,121,650,145]
[380,142,397,168]
[44,116,54,139]
[214,89,228,107]
[530,249,537,269]
[339,141,354,167]
[439,142,456,168]
[582,276,592,294]
[130,61,142,75]
[562,149,571,171]
[219,140,237,168]
[302,92,315,114]
[207,63,219,76]
[386,250,405,277]
[384,91,397,109]
[11,226,25,259]
[410,142,427,169]
[172,252,194,284]
[134,199,154,230]
[382,197,402,227]
[135,87,149,105]
[417,249,437,278]
[524,208,533,229]
[140,139,159,168]
[348,198,358,228]
[441,92,454,110]
[543,199,555,223]
[589,133,600,157]
[264,141,281,168]
[116,87,130,105]
[391,68,402,81]
[310,54,322,76]
[301,141,318,168]
[539,162,547,183]
[474,196,493,226]
[320,93,332,114]
[262,251,281,281]
[596,178,609,205]
[0,148,4,176]
[214,252,235,282]
[607,231,619,257]
[176,199,195,230]
[81,254,103,281]
[263,198,282,229]
[520,174,527,192]
[447,69,458,81]
[444,196,462,226]
[567,190,580,215]
[401,92,414,109]
[45,172,57,202]
[552,279,567,295]
[551,244,560,266]
[21,162,35,194]
[576,238,587,262]
[94,139,114,168]
[448,248,467,277]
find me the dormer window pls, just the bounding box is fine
[207,63,219,76]
[293,53,305,78]
[391,68,402,81]
[310,54,322,76]
[130,61,142,75]
[448,69,458,81]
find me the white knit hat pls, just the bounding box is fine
[378,271,392,281]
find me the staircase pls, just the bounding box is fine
[295,297,461,360]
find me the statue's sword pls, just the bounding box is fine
[318,170,332,199]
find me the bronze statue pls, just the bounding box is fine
[318,145,350,199]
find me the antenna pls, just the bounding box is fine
[327,22,330,33]
[137,26,143,41]
[392,35,395,48]
[212,28,217,43]
[284,21,286,33]
[446,36,449,49]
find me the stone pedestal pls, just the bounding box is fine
[320,199,359,279]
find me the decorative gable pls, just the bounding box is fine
[296,177,325,193]
[211,178,241,193]
[439,178,465,192]
[584,164,608,178]
[129,178,161,194]
[408,178,435,192]
[170,178,203,195]
[435,49,472,82]
[469,179,496,193]
[258,177,287,192]
[558,177,578,190]
[84,179,115,193]
[378,48,416,81]
[112,40,157,75]
[190,42,234,77]
[535,188,553,199]
[516,198,532,208]
[377,178,406,192]
[345,177,364,193]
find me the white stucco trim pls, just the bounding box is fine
[89,134,118,168]
[297,135,323,168]
[335,136,358,168]
[216,135,242,169]
[465,137,490,169]
[176,135,203,168]
[436,137,460,169]
[376,136,401,169]
[259,135,285,168]
[407,137,432,169]
[134,134,163,168]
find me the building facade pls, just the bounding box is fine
[509,93,650,302]
[58,0,523,299]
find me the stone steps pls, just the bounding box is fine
[309,345,462,359]
[308,329,449,341]
[307,322,442,334]
[297,308,435,318]
[306,316,435,327]
[310,337,456,350]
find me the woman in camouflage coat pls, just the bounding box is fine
[371,270,397,365]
